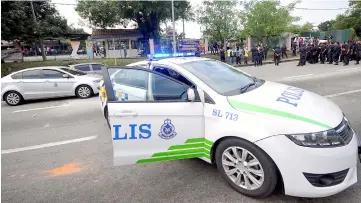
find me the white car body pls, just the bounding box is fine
[1,66,100,103]
[99,57,360,198]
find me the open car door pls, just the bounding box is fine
[102,66,208,166]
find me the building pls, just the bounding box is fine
[91,29,144,58]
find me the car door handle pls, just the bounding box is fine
[113,111,138,117]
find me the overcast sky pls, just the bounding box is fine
[52,0,350,39]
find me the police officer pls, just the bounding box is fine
[311,44,318,64]
[340,42,346,63]
[274,45,281,66]
[328,42,334,64]
[343,42,351,66]
[263,45,269,60]
[254,47,260,67]
[320,43,326,64]
[333,42,341,65]
[356,41,361,65]
[297,45,306,66]
[251,45,258,62]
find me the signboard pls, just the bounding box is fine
[178,39,201,52]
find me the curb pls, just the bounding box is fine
[234,58,299,67]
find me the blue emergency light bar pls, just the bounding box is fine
[148,52,196,60]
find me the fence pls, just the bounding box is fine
[300,29,353,43]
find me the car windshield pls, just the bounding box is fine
[181,60,256,96]
[60,68,87,76]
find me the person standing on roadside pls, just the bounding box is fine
[343,42,351,66]
[263,45,269,60]
[297,45,307,66]
[320,43,326,64]
[274,45,281,66]
[258,46,264,66]
[226,48,232,64]
[292,42,297,56]
[251,45,257,63]
[356,41,361,65]
[333,42,341,65]
[235,47,241,65]
[328,42,334,64]
[220,48,225,62]
[243,47,249,64]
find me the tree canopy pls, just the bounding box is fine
[76,0,193,39]
[243,0,299,41]
[196,0,242,45]
[1,1,78,43]
[288,22,314,34]
[317,0,361,37]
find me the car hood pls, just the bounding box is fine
[227,81,343,130]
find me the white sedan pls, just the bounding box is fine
[99,54,361,198]
[1,66,101,106]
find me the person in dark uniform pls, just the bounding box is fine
[281,44,288,58]
[343,42,351,66]
[292,42,297,56]
[333,42,341,65]
[263,45,269,60]
[220,48,225,62]
[311,44,318,64]
[355,41,361,65]
[274,45,281,66]
[254,47,260,67]
[320,43,326,64]
[297,45,306,66]
[328,42,334,64]
[258,46,264,66]
[251,45,258,62]
[306,45,312,63]
[340,42,346,64]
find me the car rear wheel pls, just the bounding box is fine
[215,138,278,198]
[4,91,23,106]
[76,85,93,99]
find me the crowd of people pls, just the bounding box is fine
[296,40,361,66]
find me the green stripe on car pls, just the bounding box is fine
[136,138,214,164]
[228,100,332,129]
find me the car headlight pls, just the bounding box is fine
[285,129,345,148]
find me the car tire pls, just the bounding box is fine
[76,85,93,99]
[215,138,278,198]
[4,91,23,106]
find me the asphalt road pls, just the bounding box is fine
[2,61,361,203]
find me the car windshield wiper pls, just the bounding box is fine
[240,82,256,94]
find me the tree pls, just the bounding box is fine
[1,1,70,60]
[196,0,242,48]
[318,20,335,31]
[76,0,192,39]
[243,0,299,44]
[289,22,314,34]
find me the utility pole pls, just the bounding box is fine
[171,0,176,54]
[30,1,46,60]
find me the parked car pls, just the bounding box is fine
[68,63,105,77]
[1,66,101,106]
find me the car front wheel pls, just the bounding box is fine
[215,138,278,198]
[4,91,23,106]
[76,85,93,99]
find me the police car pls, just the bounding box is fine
[99,52,361,198]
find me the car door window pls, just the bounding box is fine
[42,69,64,79]
[113,69,148,89]
[153,66,194,87]
[11,73,22,79]
[22,70,41,79]
[92,64,102,71]
[75,65,91,72]
[151,72,187,101]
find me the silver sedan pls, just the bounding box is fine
[1,66,101,106]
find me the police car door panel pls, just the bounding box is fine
[103,67,205,166]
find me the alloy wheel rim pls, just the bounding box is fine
[7,93,20,105]
[222,146,265,190]
[78,87,90,98]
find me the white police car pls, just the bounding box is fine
[99,52,361,198]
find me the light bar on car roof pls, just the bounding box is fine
[147,52,196,60]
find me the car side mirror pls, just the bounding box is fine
[187,88,196,102]
[63,74,69,78]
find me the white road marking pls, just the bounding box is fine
[1,135,98,154]
[325,89,361,98]
[12,103,69,113]
[336,67,359,72]
[284,74,314,79]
